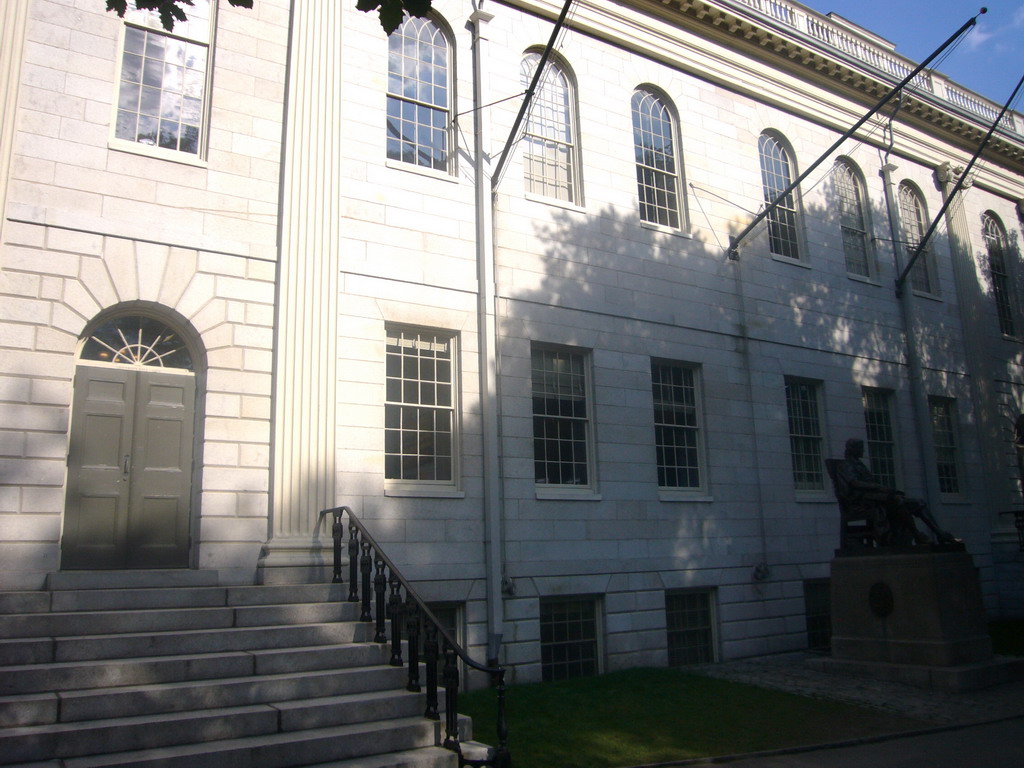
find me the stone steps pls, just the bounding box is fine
[0,571,462,768]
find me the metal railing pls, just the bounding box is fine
[317,506,511,768]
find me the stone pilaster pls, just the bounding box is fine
[260,0,343,583]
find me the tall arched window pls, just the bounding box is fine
[631,88,683,230]
[758,132,801,259]
[521,53,580,203]
[834,159,870,277]
[983,212,1016,336]
[386,16,451,172]
[897,182,936,295]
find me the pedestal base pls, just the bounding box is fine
[256,537,334,585]
[830,548,991,668]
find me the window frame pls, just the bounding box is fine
[982,212,1017,337]
[385,14,455,175]
[631,87,686,231]
[520,52,583,205]
[651,360,707,496]
[928,396,963,497]
[784,377,826,492]
[384,325,462,497]
[531,344,597,498]
[861,387,899,490]
[758,131,803,261]
[539,596,603,682]
[110,0,215,164]
[665,588,718,666]
[833,159,873,279]
[898,181,939,296]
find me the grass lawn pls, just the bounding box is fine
[459,667,932,768]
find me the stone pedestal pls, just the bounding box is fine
[830,548,991,667]
[811,548,1024,691]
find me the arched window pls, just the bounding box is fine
[758,133,801,259]
[897,182,936,294]
[386,16,451,172]
[983,212,1016,336]
[81,314,194,370]
[833,159,870,277]
[521,53,580,203]
[631,89,683,229]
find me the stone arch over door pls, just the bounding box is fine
[62,305,206,570]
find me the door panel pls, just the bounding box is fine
[128,372,195,567]
[63,367,134,569]
[63,366,194,569]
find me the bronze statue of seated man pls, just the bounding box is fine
[836,438,958,547]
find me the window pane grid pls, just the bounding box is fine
[835,161,870,277]
[983,214,1016,336]
[387,17,450,171]
[666,591,715,666]
[929,397,960,494]
[786,379,823,490]
[652,362,702,489]
[540,599,599,681]
[522,55,576,202]
[532,348,589,486]
[898,183,934,294]
[759,134,800,259]
[632,91,681,229]
[115,23,208,155]
[803,579,831,651]
[385,328,455,483]
[862,388,897,489]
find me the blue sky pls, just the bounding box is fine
[806,1,1024,108]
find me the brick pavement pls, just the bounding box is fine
[692,652,1024,725]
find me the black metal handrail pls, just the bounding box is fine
[316,506,510,768]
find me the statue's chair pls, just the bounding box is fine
[824,458,887,550]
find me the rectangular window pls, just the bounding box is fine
[540,597,601,681]
[929,397,961,495]
[385,327,457,487]
[785,378,825,491]
[862,388,898,489]
[114,0,213,158]
[803,579,831,652]
[532,346,592,487]
[652,361,705,491]
[665,590,716,666]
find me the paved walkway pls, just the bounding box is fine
[659,652,1024,767]
[692,652,1024,725]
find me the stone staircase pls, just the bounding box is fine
[0,570,462,767]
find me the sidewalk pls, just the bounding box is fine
[660,653,1024,767]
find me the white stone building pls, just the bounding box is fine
[2,0,1023,683]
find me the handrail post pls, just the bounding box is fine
[330,509,343,584]
[374,557,388,643]
[388,573,404,665]
[405,593,421,692]
[492,669,511,768]
[347,522,360,602]
[360,541,373,622]
[442,642,460,751]
[424,622,440,720]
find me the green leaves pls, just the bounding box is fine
[356,0,433,34]
[106,0,255,32]
[106,0,428,35]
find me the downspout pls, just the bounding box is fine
[470,3,505,667]
[880,162,942,510]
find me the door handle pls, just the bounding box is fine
[123,454,130,474]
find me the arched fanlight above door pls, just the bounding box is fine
[81,315,194,371]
